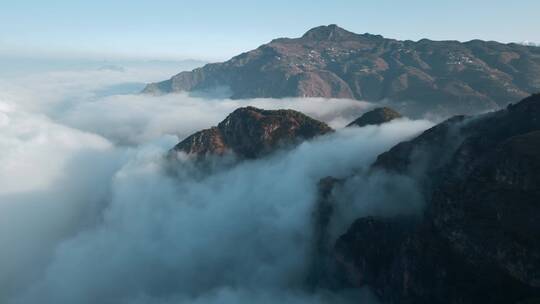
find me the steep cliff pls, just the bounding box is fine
[333,94,540,303]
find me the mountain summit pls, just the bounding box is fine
[144,25,540,117]
[172,106,333,159]
[346,107,403,127]
[301,24,359,41]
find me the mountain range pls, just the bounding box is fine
[159,24,540,303]
[144,24,540,117]
[169,93,540,303]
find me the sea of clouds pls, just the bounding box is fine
[0,61,433,303]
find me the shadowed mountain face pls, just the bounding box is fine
[346,107,402,127]
[168,94,540,303]
[331,94,540,303]
[144,24,540,117]
[171,106,333,159]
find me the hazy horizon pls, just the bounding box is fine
[1,0,539,61]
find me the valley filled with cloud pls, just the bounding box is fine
[0,62,433,304]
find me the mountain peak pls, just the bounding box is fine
[347,107,403,128]
[301,24,357,41]
[172,107,333,159]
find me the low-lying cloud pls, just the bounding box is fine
[0,63,433,303]
[59,93,371,145]
[0,64,371,145]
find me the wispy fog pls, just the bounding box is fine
[0,63,433,303]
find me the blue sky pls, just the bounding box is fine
[1,0,539,61]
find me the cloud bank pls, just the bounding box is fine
[0,64,433,303]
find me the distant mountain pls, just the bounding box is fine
[330,94,540,303]
[144,24,540,117]
[346,107,402,127]
[171,106,333,159]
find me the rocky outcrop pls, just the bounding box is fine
[144,24,540,117]
[333,94,540,303]
[346,107,402,127]
[171,106,333,159]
